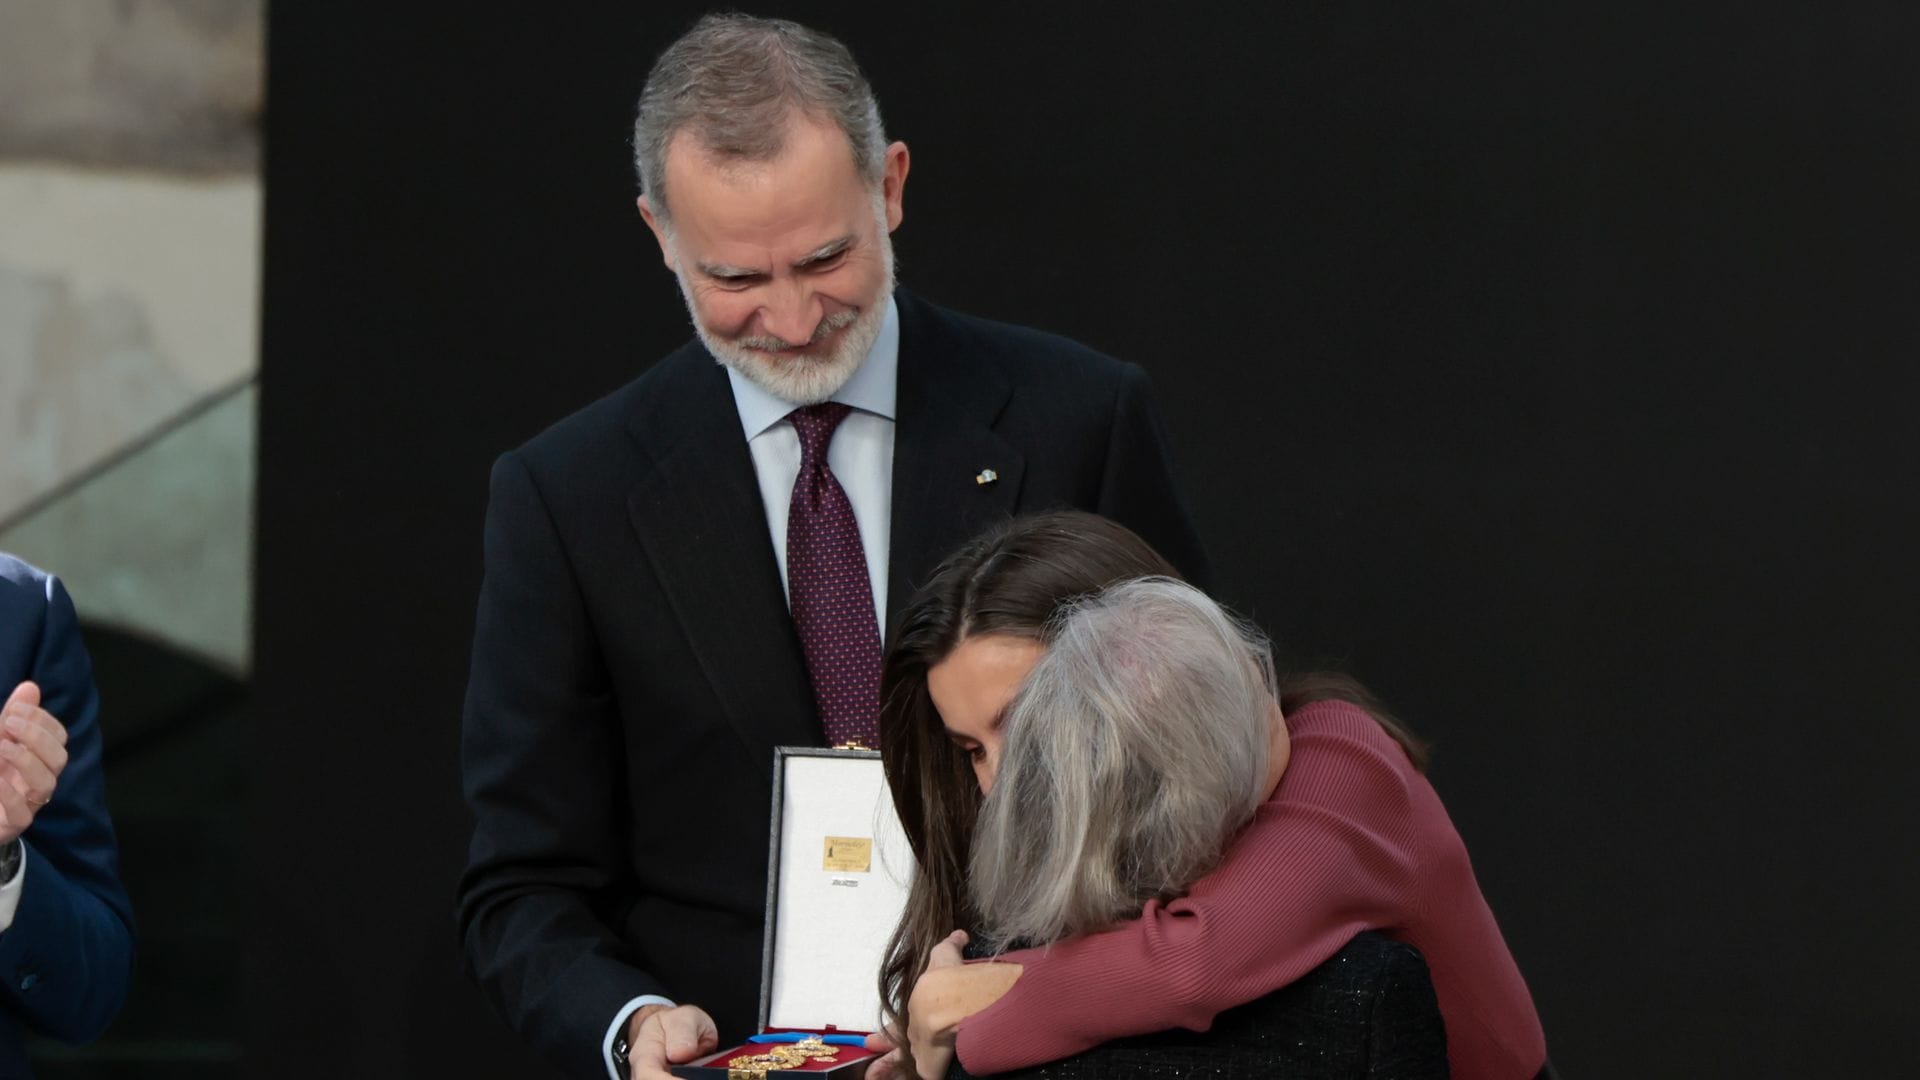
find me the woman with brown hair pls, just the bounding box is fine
[871,511,1547,1079]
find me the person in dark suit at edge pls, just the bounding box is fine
[454,14,1208,1080]
[0,554,135,1077]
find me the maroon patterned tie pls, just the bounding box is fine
[786,403,882,747]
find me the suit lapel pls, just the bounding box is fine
[624,356,821,761]
[886,292,1026,632]
[621,295,1027,754]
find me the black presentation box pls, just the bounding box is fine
[672,747,914,1077]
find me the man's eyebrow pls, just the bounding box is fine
[696,261,765,279]
[794,236,853,266]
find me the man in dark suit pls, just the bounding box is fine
[455,15,1207,1080]
[0,554,135,1076]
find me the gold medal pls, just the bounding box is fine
[727,1055,771,1079]
[726,1034,844,1075]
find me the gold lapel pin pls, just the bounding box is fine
[975,468,999,486]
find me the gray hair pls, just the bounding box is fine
[967,578,1277,950]
[632,14,888,218]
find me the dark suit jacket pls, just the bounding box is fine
[950,932,1448,1080]
[457,290,1208,1077]
[0,555,135,1077]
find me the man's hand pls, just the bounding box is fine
[0,682,68,847]
[905,931,1023,1080]
[625,1003,718,1080]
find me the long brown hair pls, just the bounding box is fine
[876,510,1424,1054]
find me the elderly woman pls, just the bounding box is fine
[874,512,1547,1079]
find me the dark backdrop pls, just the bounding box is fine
[254,4,1919,1078]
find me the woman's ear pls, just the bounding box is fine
[1262,698,1291,800]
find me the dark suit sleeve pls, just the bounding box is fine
[0,574,134,1043]
[1096,364,1213,591]
[456,451,665,1077]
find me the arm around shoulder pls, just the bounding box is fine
[955,712,1427,1075]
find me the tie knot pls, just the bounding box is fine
[787,402,853,464]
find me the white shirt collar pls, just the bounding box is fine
[727,293,900,440]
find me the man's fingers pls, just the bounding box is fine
[661,1006,718,1058]
[0,777,24,813]
[629,1004,720,1077]
[1,722,68,786]
[627,1009,674,1080]
[0,743,56,804]
[2,682,38,718]
[0,774,32,843]
[4,704,69,756]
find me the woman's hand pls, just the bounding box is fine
[862,1028,908,1080]
[906,931,1023,1079]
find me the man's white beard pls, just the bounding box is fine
[675,227,895,407]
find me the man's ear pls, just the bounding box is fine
[881,141,910,233]
[637,194,675,270]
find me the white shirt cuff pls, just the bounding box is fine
[604,993,679,1080]
[0,842,24,932]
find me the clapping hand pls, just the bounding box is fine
[0,682,68,846]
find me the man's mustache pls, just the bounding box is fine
[734,307,861,352]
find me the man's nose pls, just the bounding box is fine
[759,281,823,347]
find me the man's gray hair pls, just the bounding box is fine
[968,578,1277,950]
[633,14,887,218]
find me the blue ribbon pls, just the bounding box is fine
[747,1032,867,1047]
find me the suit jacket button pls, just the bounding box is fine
[19,972,39,991]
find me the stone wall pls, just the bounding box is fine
[0,4,262,1075]
[0,0,262,673]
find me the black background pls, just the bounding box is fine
[254,3,1919,1078]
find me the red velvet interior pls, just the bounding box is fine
[684,1027,879,1074]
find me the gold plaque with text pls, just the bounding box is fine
[822,836,872,873]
